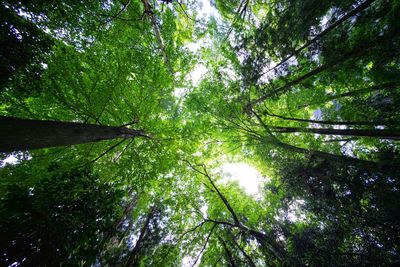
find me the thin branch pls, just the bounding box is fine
[259,0,377,77]
[191,223,217,267]
[104,0,132,25]
[113,138,135,162]
[231,235,256,267]
[205,218,237,228]
[175,221,207,244]
[89,138,127,163]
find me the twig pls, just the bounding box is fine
[103,0,132,25]
[89,138,127,163]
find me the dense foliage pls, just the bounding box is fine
[1,0,399,265]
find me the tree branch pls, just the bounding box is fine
[191,223,217,267]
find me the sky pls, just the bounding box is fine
[220,162,264,196]
[183,0,264,198]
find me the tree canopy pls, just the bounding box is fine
[1,0,399,266]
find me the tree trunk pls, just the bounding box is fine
[124,207,155,267]
[265,111,396,126]
[219,237,237,267]
[261,0,376,76]
[141,0,173,74]
[274,140,375,166]
[299,82,398,108]
[270,126,400,139]
[247,26,399,108]
[0,116,147,152]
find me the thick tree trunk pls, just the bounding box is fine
[0,116,147,152]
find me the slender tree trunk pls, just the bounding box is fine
[270,126,400,139]
[299,82,398,108]
[262,0,376,76]
[247,27,399,108]
[0,116,147,152]
[141,0,173,74]
[230,235,257,267]
[187,162,286,262]
[124,207,154,267]
[265,111,395,126]
[219,237,237,267]
[246,228,285,262]
[274,140,374,166]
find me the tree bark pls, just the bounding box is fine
[274,140,375,166]
[0,116,147,152]
[270,126,400,139]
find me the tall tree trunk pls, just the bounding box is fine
[186,161,286,262]
[261,0,376,76]
[247,26,399,109]
[141,0,173,74]
[264,111,396,126]
[0,116,147,152]
[229,234,257,267]
[124,207,155,267]
[219,237,237,267]
[273,140,375,166]
[270,126,400,139]
[299,82,398,108]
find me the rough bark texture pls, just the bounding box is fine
[0,116,146,152]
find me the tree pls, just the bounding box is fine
[0,0,399,265]
[0,164,124,266]
[0,116,148,152]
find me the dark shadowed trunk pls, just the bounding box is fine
[0,116,147,152]
[264,110,397,126]
[124,207,155,267]
[270,126,400,139]
[299,82,399,108]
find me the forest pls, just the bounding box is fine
[0,0,399,266]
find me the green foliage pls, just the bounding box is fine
[0,164,123,266]
[1,0,400,265]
